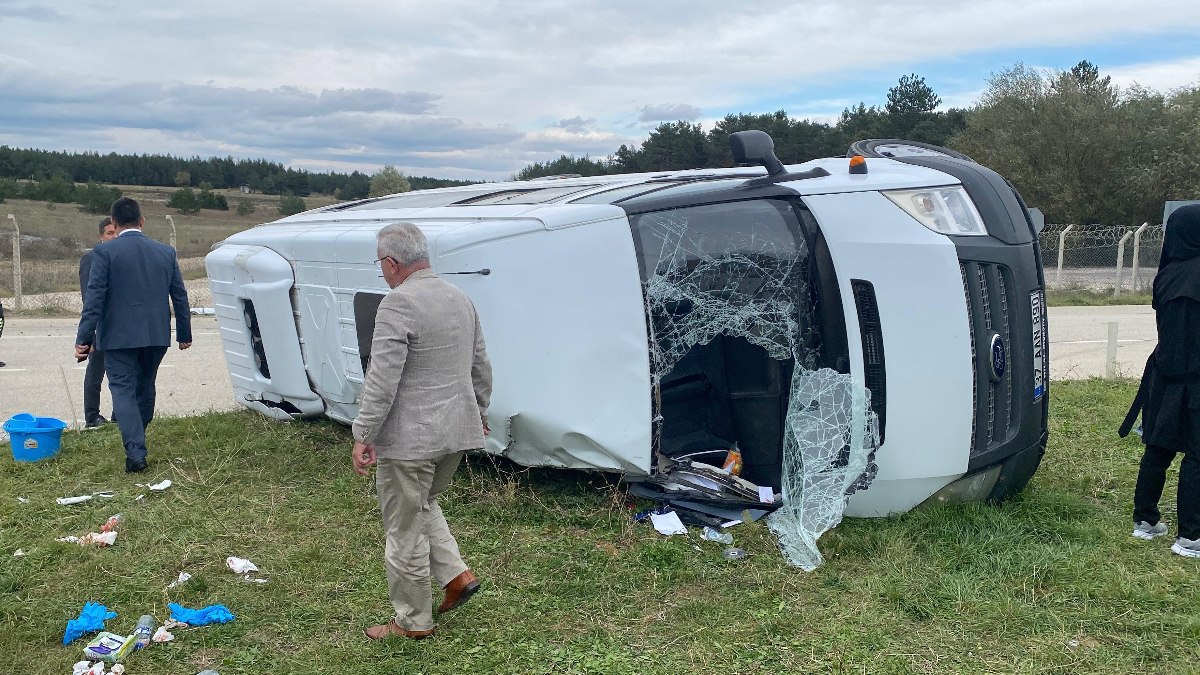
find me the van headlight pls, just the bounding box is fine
[883,186,989,236]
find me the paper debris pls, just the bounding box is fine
[78,531,118,547]
[72,661,91,675]
[649,510,688,536]
[151,626,174,643]
[56,536,81,544]
[16,496,28,504]
[166,571,193,589]
[13,549,25,557]
[149,479,172,491]
[57,495,94,506]
[226,556,259,574]
[135,494,145,501]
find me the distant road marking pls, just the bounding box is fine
[0,368,29,372]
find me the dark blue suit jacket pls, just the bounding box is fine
[76,230,192,350]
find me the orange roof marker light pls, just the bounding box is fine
[849,155,867,175]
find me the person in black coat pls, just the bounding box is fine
[79,217,119,427]
[1122,204,1200,557]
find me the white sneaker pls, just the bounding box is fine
[1171,537,1200,558]
[1132,521,1169,540]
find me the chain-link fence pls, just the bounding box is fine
[0,244,213,313]
[1039,223,1163,294]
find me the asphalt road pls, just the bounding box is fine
[0,306,1157,435]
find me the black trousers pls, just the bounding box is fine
[105,346,168,464]
[83,349,107,424]
[1133,445,1200,540]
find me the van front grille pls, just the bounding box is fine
[961,262,1016,456]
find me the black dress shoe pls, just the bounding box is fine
[85,415,108,429]
[125,459,148,473]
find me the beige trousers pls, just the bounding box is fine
[375,452,469,631]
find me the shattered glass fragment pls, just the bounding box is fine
[633,201,879,570]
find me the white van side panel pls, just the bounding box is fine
[433,216,654,475]
[803,192,975,516]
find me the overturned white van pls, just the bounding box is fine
[206,132,1049,567]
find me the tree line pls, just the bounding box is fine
[519,62,1200,225]
[0,148,474,200]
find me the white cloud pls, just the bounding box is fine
[1,0,1199,178]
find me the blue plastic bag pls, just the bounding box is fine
[63,602,117,645]
[168,602,235,626]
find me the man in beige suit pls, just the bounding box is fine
[353,222,492,640]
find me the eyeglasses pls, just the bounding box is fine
[373,256,396,269]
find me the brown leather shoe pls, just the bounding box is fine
[363,620,434,640]
[438,570,481,613]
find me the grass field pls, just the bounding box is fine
[2,378,1197,673]
[2,188,339,260]
[1047,289,1153,306]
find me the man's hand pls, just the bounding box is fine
[178,342,192,350]
[352,441,377,476]
[482,413,490,436]
[74,344,92,362]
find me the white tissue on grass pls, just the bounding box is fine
[649,511,688,536]
[56,495,93,505]
[151,626,174,642]
[226,556,259,574]
[166,571,192,588]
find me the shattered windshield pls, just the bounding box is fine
[630,199,879,570]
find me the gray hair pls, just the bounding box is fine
[377,222,429,266]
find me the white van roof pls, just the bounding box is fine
[257,157,957,232]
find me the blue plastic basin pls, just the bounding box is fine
[4,413,68,462]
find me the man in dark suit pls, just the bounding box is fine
[79,217,119,427]
[76,198,192,472]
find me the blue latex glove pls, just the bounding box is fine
[62,602,117,645]
[168,602,235,626]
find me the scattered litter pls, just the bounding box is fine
[16,496,28,504]
[57,536,82,544]
[112,665,126,675]
[63,602,117,645]
[720,447,743,475]
[649,510,688,536]
[166,571,193,589]
[13,549,25,557]
[758,486,775,504]
[86,664,104,675]
[151,626,175,643]
[71,661,91,675]
[60,515,122,547]
[82,631,133,664]
[225,556,258,574]
[163,618,189,630]
[701,526,734,545]
[93,491,115,499]
[168,603,235,627]
[723,547,748,561]
[1067,636,1099,651]
[135,494,145,501]
[57,495,94,506]
[149,479,172,491]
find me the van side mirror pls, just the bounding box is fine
[730,130,785,177]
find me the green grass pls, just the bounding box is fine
[3,379,1198,673]
[1047,289,1153,306]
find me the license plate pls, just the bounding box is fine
[1030,290,1045,400]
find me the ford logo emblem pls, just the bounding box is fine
[989,334,1006,381]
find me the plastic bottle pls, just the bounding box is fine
[133,614,156,650]
[701,526,734,545]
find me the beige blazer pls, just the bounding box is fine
[352,269,492,460]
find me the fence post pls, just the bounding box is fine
[1113,229,1134,297]
[1056,224,1074,287]
[165,215,177,249]
[6,213,21,310]
[1130,222,1149,293]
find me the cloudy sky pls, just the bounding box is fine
[2,0,1199,180]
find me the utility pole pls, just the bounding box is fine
[165,214,177,249]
